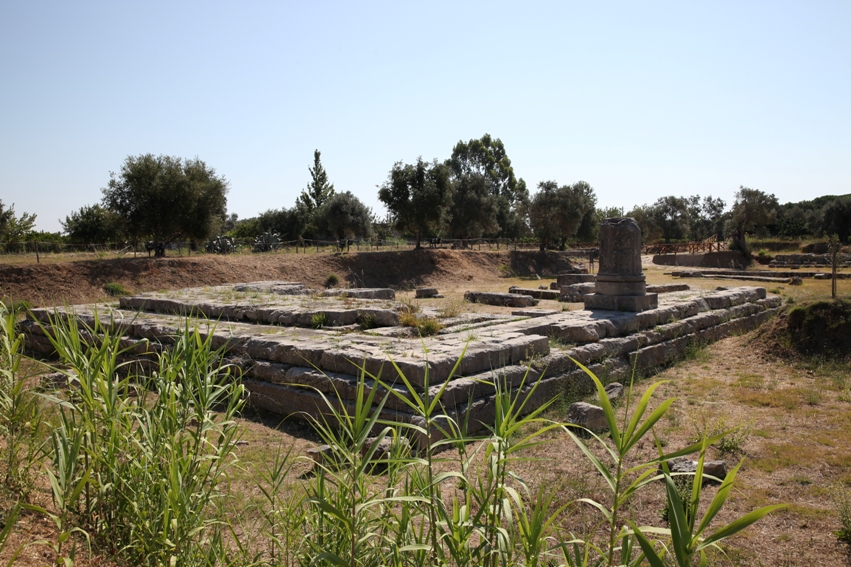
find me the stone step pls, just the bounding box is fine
[508,286,560,300]
[26,306,550,388]
[119,291,400,328]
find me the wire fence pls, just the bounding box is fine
[0,237,601,262]
[642,241,730,255]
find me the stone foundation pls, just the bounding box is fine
[23,282,780,447]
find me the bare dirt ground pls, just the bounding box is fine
[2,250,851,566]
[0,249,579,307]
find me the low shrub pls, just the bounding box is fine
[325,273,339,288]
[787,300,851,358]
[417,317,443,336]
[399,311,443,336]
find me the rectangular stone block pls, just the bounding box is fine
[508,287,560,300]
[583,293,658,312]
[557,273,597,286]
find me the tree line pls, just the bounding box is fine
[4,134,849,254]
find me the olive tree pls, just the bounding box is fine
[0,200,37,243]
[61,204,121,244]
[378,158,452,249]
[320,191,373,241]
[101,154,229,255]
[648,196,690,243]
[727,186,778,253]
[529,180,596,251]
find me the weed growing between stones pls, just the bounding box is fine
[682,340,710,363]
[355,311,377,330]
[311,312,327,329]
[416,317,443,336]
[438,298,465,319]
[398,296,420,315]
[102,282,129,297]
[399,311,443,336]
[548,333,575,351]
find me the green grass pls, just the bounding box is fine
[102,281,130,296]
[310,312,327,329]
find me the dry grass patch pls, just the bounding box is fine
[733,387,805,409]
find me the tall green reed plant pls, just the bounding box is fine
[562,358,784,567]
[37,309,245,566]
[374,351,565,567]
[0,301,46,500]
[299,364,426,567]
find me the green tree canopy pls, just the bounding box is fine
[0,200,37,243]
[648,196,691,243]
[101,154,229,255]
[727,186,779,251]
[625,204,659,243]
[320,191,373,240]
[529,180,596,251]
[252,206,310,241]
[822,197,851,244]
[445,172,498,240]
[61,204,121,244]
[378,158,452,249]
[447,134,529,239]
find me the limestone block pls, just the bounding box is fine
[604,382,624,401]
[663,457,727,481]
[559,283,596,302]
[509,286,560,300]
[416,287,439,298]
[464,291,539,307]
[646,283,690,293]
[322,288,396,300]
[550,321,600,344]
[511,309,560,318]
[583,293,658,312]
[557,273,597,287]
[566,402,609,432]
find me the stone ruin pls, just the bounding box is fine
[22,223,782,446]
[584,218,657,312]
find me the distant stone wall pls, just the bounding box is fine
[770,253,851,268]
[652,251,748,269]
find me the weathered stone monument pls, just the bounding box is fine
[584,218,658,312]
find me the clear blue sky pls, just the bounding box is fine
[1,1,849,233]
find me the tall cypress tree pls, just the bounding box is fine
[298,150,335,214]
